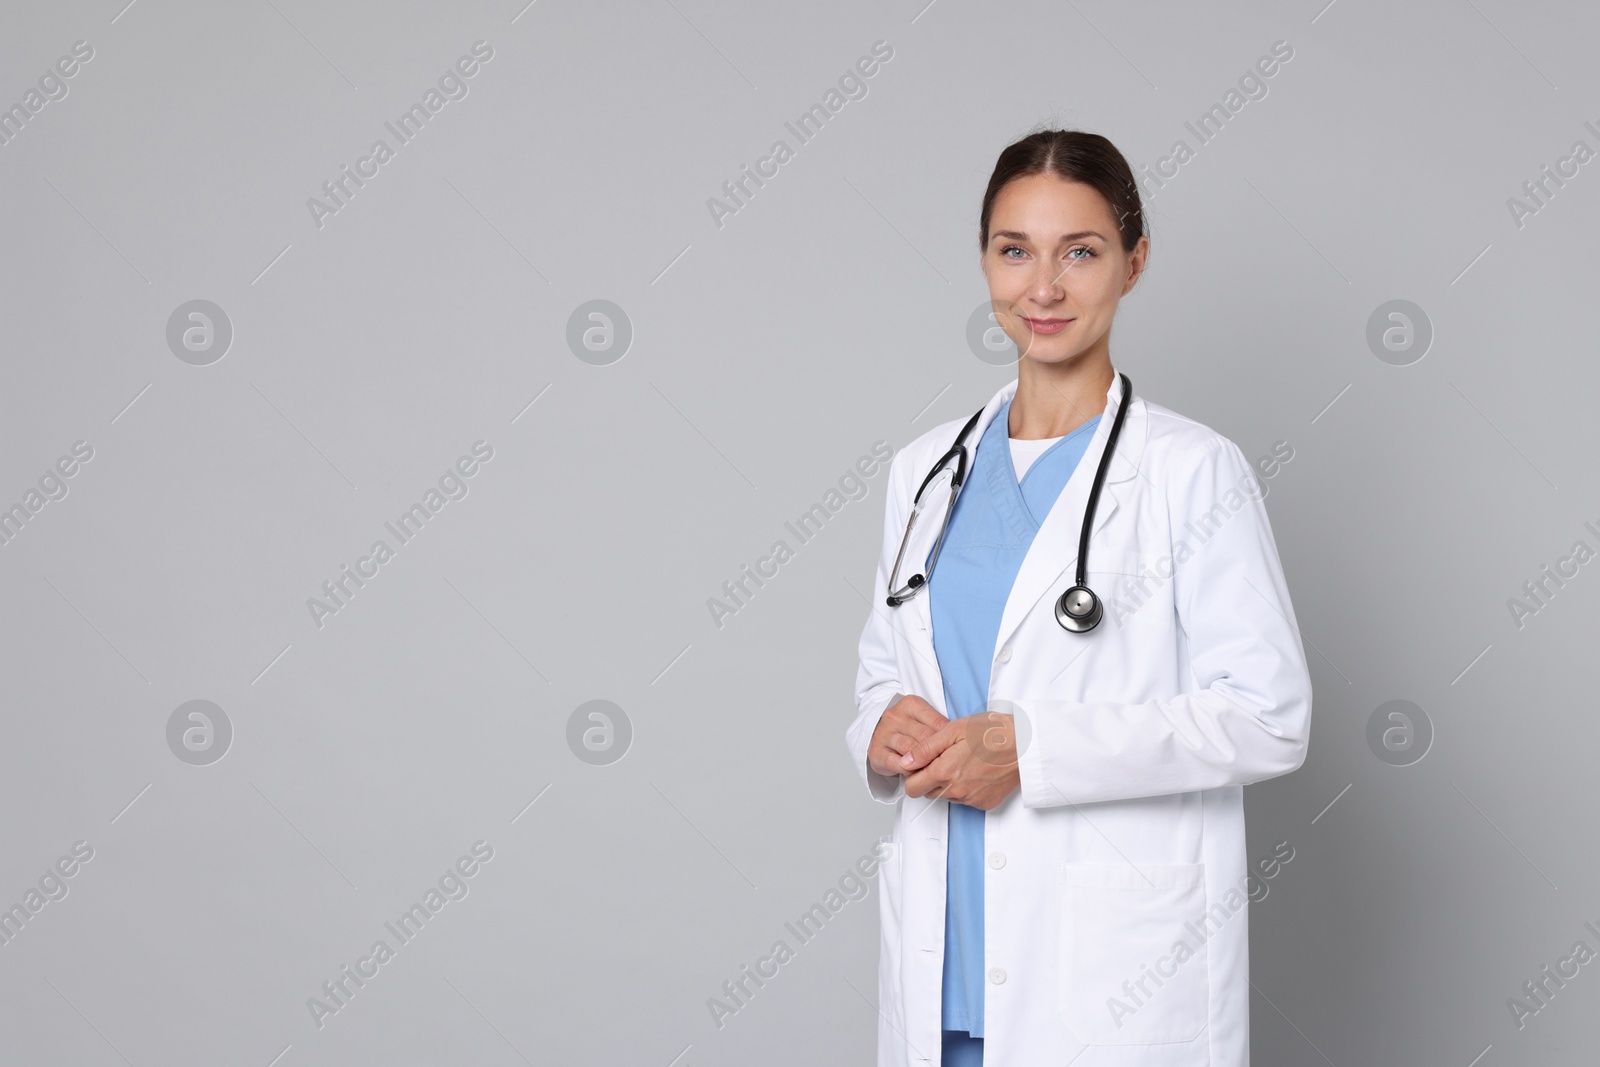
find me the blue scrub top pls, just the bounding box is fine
[924,396,1100,1036]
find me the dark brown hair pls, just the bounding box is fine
[978,127,1146,254]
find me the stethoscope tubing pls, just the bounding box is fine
[884,373,1133,636]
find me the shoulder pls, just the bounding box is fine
[1137,398,1271,521]
[1140,397,1247,475]
[900,412,976,466]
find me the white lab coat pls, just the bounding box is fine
[847,369,1312,1066]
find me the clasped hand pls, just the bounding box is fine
[867,694,1021,811]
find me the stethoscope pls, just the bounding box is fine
[885,372,1132,634]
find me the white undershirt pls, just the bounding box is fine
[1009,435,1064,481]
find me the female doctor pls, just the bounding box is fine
[847,128,1313,1067]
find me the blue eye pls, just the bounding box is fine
[1001,245,1026,259]
[1068,246,1096,260]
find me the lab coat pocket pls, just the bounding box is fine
[1057,862,1209,1045]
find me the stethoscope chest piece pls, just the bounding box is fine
[1054,584,1103,633]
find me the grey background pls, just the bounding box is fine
[1,0,1596,1064]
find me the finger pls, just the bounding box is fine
[906,750,964,801]
[898,717,941,743]
[883,714,937,753]
[885,732,924,759]
[896,696,949,732]
[905,769,950,801]
[900,722,957,772]
[905,762,957,800]
[868,732,919,776]
[869,738,912,777]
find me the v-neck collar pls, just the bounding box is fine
[979,397,1102,535]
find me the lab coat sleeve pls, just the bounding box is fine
[1015,436,1313,808]
[846,446,912,804]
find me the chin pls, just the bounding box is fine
[1015,344,1083,365]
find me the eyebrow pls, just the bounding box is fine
[990,230,1107,243]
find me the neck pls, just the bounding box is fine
[1008,353,1115,439]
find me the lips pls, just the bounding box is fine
[1022,316,1073,334]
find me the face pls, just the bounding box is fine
[980,172,1149,366]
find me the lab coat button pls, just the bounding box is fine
[988,967,1006,984]
[988,851,1005,869]
[996,644,1012,663]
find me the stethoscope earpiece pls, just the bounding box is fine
[1054,585,1103,633]
[885,573,926,607]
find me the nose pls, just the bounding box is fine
[1030,258,1068,303]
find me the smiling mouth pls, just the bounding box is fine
[1021,316,1074,334]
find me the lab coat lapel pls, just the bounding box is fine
[993,368,1148,657]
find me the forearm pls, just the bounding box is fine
[1015,679,1310,808]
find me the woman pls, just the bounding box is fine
[846,128,1313,1067]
